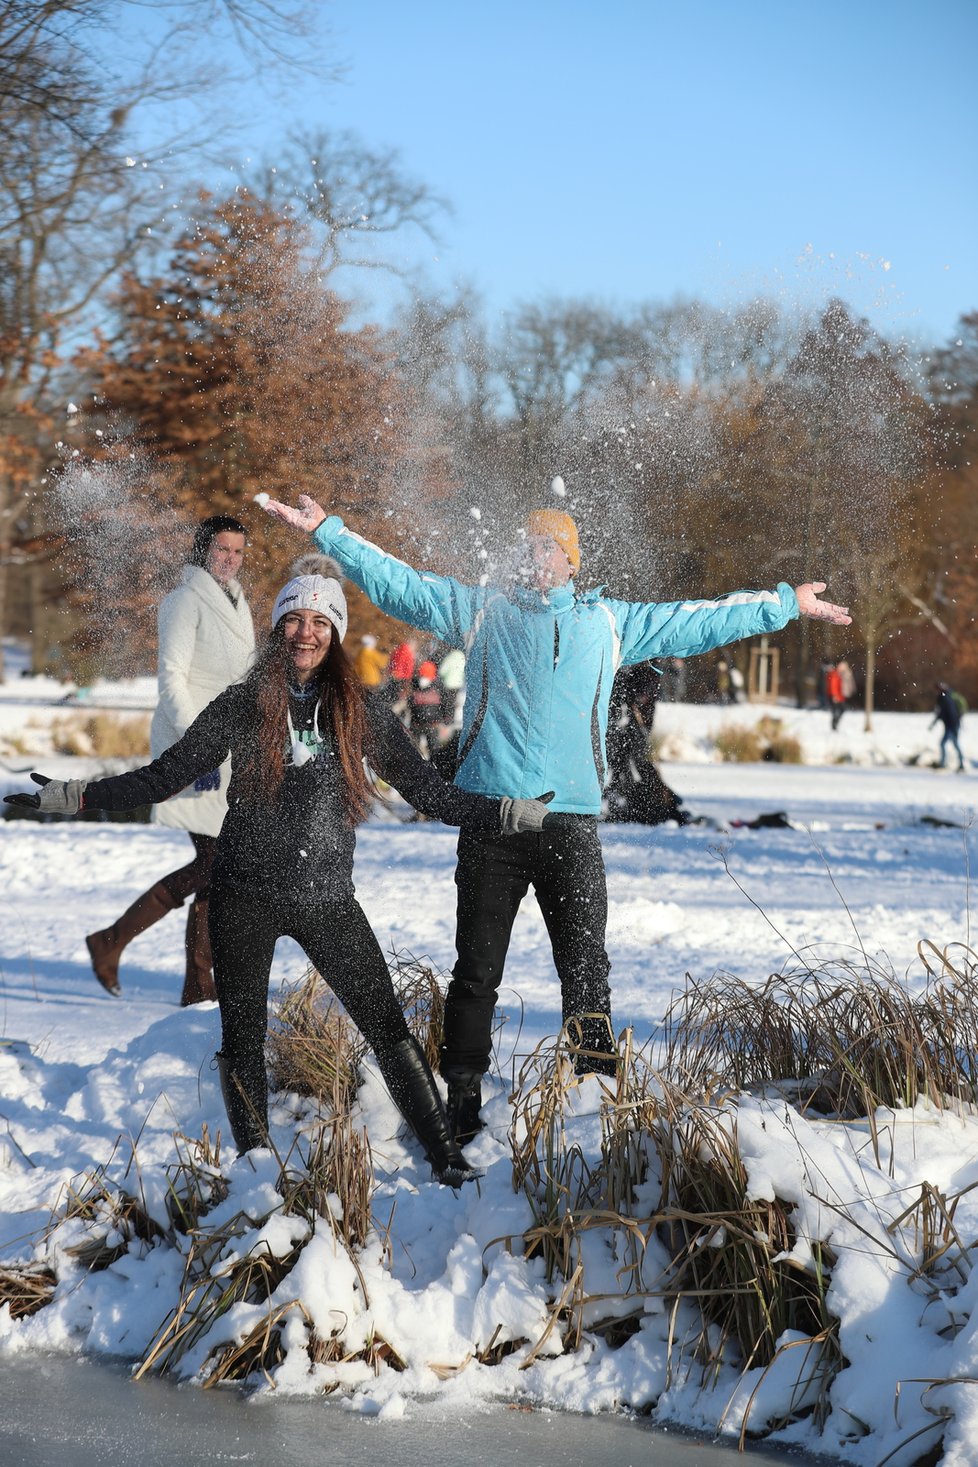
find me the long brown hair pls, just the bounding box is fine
[237,627,375,825]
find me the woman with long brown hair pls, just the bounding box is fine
[7,575,553,1186]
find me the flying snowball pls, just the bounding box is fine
[469,506,482,520]
[253,492,271,508]
[551,476,566,497]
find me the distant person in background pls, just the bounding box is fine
[837,659,857,707]
[437,646,466,727]
[86,515,255,1005]
[729,662,745,703]
[931,682,966,771]
[605,661,687,825]
[826,663,846,730]
[386,637,419,724]
[410,658,443,758]
[715,658,732,704]
[354,633,388,689]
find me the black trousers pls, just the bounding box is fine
[442,821,614,1079]
[209,883,412,1119]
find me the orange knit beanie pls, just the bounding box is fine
[525,509,580,575]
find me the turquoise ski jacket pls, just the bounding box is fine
[313,517,800,815]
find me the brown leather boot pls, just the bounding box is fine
[86,882,182,996]
[180,895,217,1006]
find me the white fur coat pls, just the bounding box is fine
[150,566,255,837]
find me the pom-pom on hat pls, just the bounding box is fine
[525,509,580,575]
[272,576,348,642]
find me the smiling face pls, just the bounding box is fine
[205,531,246,586]
[281,609,333,684]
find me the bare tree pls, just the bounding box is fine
[255,128,450,281]
[0,0,326,677]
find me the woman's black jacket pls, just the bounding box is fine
[83,683,499,899]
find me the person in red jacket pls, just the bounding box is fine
[826,663,846,730]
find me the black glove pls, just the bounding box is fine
[499,790,555,835]
[3,772,86,815]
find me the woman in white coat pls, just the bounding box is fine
[86,515,255,1004]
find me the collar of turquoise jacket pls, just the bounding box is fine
[507,580,577,612]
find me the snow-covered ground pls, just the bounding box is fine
[1,666,976,1463]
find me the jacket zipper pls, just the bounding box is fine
[553,621,560,668]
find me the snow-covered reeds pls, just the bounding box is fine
[136,1117,378,1387]
[0,1265,56,1319]
[508,1025,842,1416]
[163,1127,228,1235]
[651,1099,840,1391]
[55,1170,167,1272]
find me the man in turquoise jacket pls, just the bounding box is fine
[264,494,851,1142]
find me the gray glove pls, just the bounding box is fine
[499,791,555,836]
[3,772,86,815]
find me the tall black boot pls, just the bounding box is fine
[214,1051,268,1156]
[375,1036,482,1187]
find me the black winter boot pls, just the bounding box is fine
[444,1072,484,1147]
[569,1013,619,1078]
[376,1037,482,1187]
[214,1052,268,1156]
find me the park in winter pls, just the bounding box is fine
[1,3,977,1465]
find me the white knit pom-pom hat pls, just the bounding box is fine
[271,575,348,642]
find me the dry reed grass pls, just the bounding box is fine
[661,947,978,1152]
[12,945,978,1443]
[50,712,151,758]
[713,717,803,764]
[507,1023,843,1426]
[266,950,447,1105]
[137,1116,380,1386]
[0,1264,57,1318]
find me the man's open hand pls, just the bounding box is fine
[794,582,851,626]
[259,494,328,534]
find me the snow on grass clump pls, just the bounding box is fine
[4,948,978,1462]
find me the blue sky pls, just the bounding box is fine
[127,0,976,343]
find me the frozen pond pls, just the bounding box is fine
[1,1353,824,1467]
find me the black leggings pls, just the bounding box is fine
[160,832,218,905]
[208,882,412,1117]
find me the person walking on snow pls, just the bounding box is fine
[931,682,966,771]
[261,494,852,1145]
[6,576,553,1184]
[86,515,255,1006]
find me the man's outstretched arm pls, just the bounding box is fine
[261,495,483,643]
[611,579,851,665]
